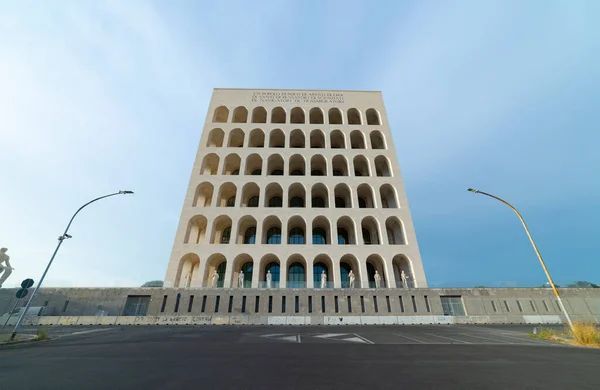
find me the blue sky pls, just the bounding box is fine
[1,1,598,288]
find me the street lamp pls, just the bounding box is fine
[9,190,134,341]
[466,188,574,331]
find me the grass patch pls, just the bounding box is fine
[532,322,600,347]
[34,328,48,341]
[570,322,600,346]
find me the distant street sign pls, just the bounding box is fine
[15,288,28,299]
[21,278,34,289]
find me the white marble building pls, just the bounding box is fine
[164,89,428,289]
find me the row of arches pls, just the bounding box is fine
[193,182,399,209]
[175,252,414,289]
[207,128,386,150]
[213,106,381,126]
[184,214,406,247]
[200,153,393,177]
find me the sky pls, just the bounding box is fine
[1,0,599,288]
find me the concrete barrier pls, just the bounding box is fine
[190,316,213,325]
[378,316,398,325]
[230,316,248,325]
[57,316,79,326]
[115,316,136,325]
[267,316,287,325]
[324,316,361,325]
[246,316,268,325]
[286,316,307,325]
[76,316,98,325]
[97,316,118,325]
[211,315,230,325]
[38,316,61,326]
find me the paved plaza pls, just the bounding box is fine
[1,325,599,389]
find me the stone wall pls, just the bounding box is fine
[1,287,599,325]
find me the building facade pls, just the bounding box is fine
[163,89,428,290]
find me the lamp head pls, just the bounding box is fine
[467,188,479,194]
[119,190,134,195]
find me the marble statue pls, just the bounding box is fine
[0,248,14,288]
[348,270,355,288]
[374,270,382,288]
[184,273,192,289]
[320,270,327,289]
[211,270,218,288]
[266,270,272,288]
[401,270,410,289]
[238,270,244,288]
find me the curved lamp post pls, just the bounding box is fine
[10,190,134,341]
[467,188,574,331]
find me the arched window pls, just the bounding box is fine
[358,197,367,208]
[313,262,328,286]
[309,108,324,124]
[288,262,305,288]
[266,227,281,244]
[289,154,305,175]
[290,129,305,148]
[269,196,282,207]
[228,128,245,147]
[247,196,259,207]
[206,128,224,147]
[337,227,349,245]
[362,227,372,245]
[251,107,267,123]
[347,108,361,125]
[366,262,376,287]
[289,227,305,244]
[366,108,381,125]
[310,130,325,148]
[232,106,248,123]
[221,227,231,244]
[249,129,265,148]
[375,156,392,177]
[335,197,346,208]
[330,130,345,149]
[240,262,253,287]
[269,129,285,147]
[265,262,280,283]
[271,107,286,123]
[340,263,352,287]
[312,228,326,244]
[216,261,227,287]
[328,108,343,124]
[370,131,386,149]
[244,227,256,244]
[312,197,325,208]
[226,196,236,207]
[290,107,305,124]
[332,155,348,176]
[213,106,229,123]
[290,197,304,208]
[350,131,366,149]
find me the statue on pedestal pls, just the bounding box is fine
[184,273,192,289]
[374,270,382,288]
[266,270,272,288]
[348,270,355,289]
[238,270,244,288]
[401,270,410,289]
[0,248,14,288]
[320,270,327,289]
[211,270,218,288]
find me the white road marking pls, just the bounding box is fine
[486,332,556,345]
[352,334,374,344]
[425,333,472,344]
[261,333,285,338]
[59,328,114,338]
[458,333,513,344]
[393,333,427,344]
[343,336,367,344]
[314,333,349,339]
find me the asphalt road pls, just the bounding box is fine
[1,325,599,389]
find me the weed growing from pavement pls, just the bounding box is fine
[531,322,600,348]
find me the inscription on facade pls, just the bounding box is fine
[251,91,344,104]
